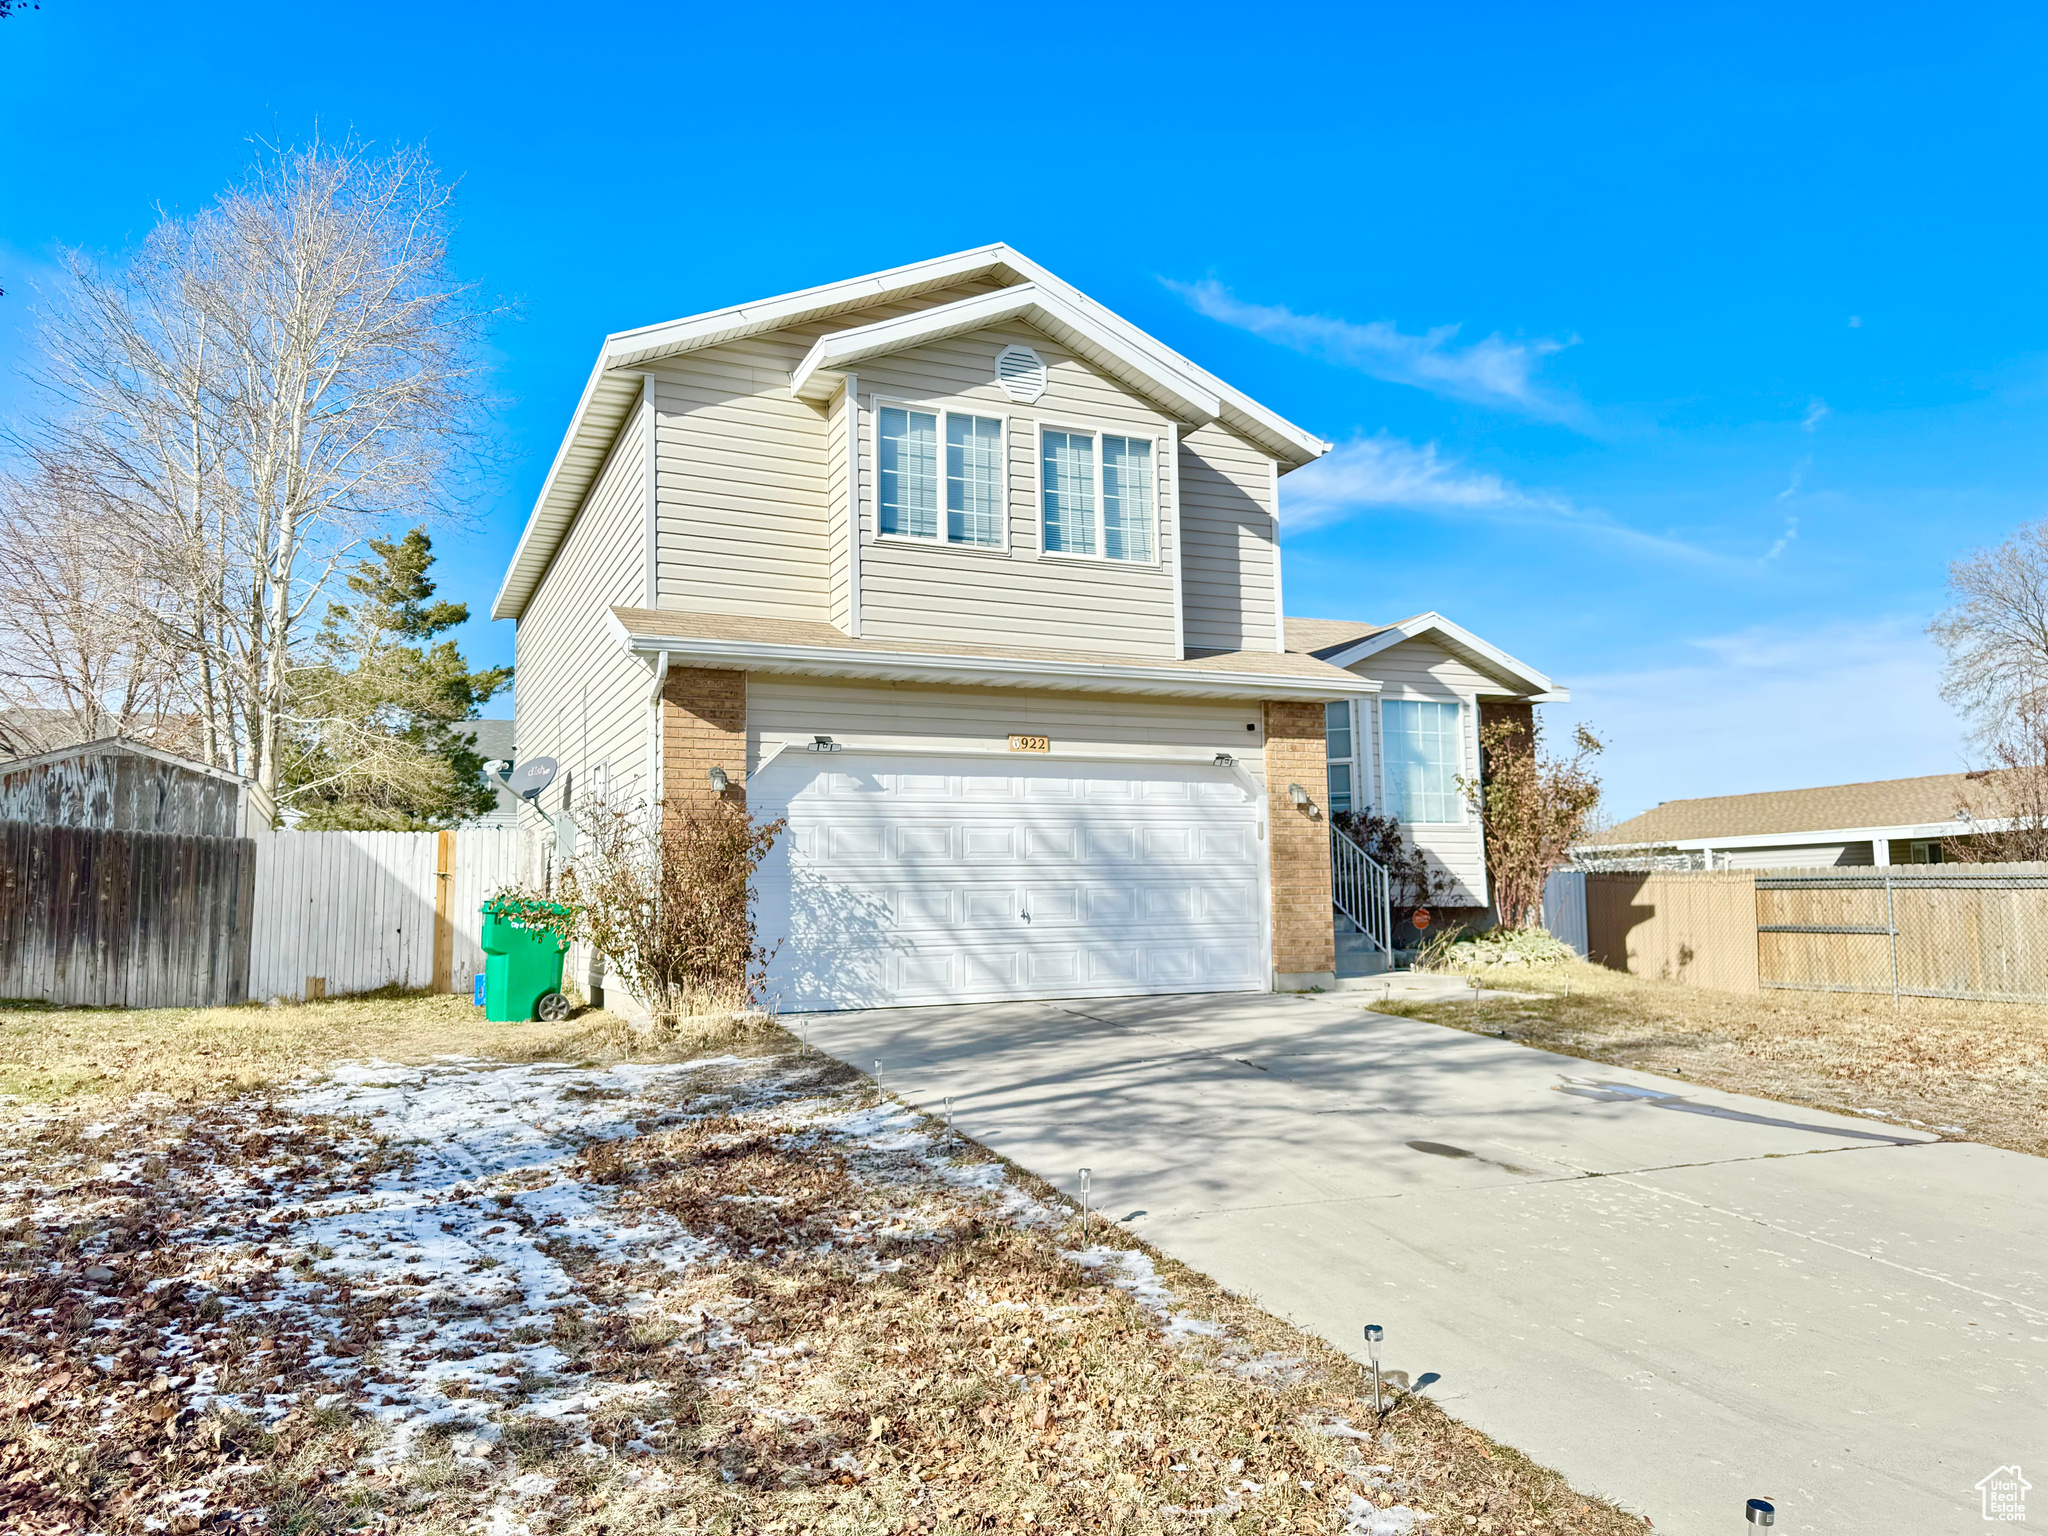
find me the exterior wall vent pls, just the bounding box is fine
[994,344,1048,403]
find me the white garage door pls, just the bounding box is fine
[752,753,1265,1011]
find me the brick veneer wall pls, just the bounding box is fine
[1264,700,1336,981]
[661,666,747,811]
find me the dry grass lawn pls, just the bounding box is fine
[1389,959,2048,1156]
[0,993,1656,1536]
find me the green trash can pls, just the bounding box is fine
[479,897,574,1022]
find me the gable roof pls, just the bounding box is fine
[789,283,1223,423]
[1592,772,1985,846]
[492,245,1330,623]
[1284,612,1565,701]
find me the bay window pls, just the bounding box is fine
[1382,700,1463,824]
[1041,427,1155,562]
[879,405,1004,547]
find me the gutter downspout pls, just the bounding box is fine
[645,650,670,806]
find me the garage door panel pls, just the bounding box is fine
[1024,826,1079,860]
[1082,825,1137,862]
[758,753,1266,1010]
[1201,826,1253,861]
[1141,827,1197,860]
[1200,882,1258,921]
[1081,777,1137,801]
[961,827,1015,860]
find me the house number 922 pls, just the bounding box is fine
[1007,734,1051,753]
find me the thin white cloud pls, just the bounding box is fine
[1164,278,1575,418]
[1764,514,1799,560]
[1280,435,1724,564]
[1801,397,1830,432]
[1550,618,1963,823]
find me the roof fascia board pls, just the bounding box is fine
[987,248,1329,467]
[490,357,638,622]
[1323,612,1558,697]
[601,245,1016,372]
[611,628,1378,703]
[1616,821,1977,850]
[790,284,1224,423]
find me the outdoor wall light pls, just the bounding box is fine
[1214,752,1236,768]
[807,735,843,754]
[1288,782,1312,810]
[706,766,730,793]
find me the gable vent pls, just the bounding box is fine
[994,344,1048,403]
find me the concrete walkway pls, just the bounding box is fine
[793,991,2048,1535]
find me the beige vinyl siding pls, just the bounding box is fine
[648,280,1010,624]
[1723,843,1875,870]
[853,327,1180,658]
[746,676,1264,780]
[514,413,653,829]
[1180,423,1279,654]
[1346,636,1489,906]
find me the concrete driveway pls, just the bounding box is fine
[794,991,2048,1535]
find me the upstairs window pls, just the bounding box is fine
[879,406,1004,546]
[1382,700,1463,824]
[1042,428,1155,562]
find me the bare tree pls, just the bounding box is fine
[1945,705,2048,863]
[1460,715,1604,930]
[15,138,491,816]
[1930,519,2048,741]
[0,468,189,756]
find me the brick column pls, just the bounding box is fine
[1264,700,1336,988]
[661,666,747,812]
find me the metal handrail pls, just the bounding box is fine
[1330,823,1394,959]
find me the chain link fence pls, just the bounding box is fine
[1756,863,2048,1004]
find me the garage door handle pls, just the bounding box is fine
[1020,909,1031,922]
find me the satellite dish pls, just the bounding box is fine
[504,757,558,801]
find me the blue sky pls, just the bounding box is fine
[4,2,2042,819]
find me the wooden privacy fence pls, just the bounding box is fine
[1585,869,1761,992]
[1580,862,2048,1003]
[0,819,255,1008]
[247,828,533,1003]
[1,823,533,1009]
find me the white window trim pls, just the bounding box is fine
[870,395,1011,553]
[1325,697,1359,817]
[1034,418,1166,568]
[1376,695,1468,826]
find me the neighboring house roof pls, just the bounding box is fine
[458,720,520,821]
[610,606,1376,703]
[1283,612,1566,701]
[493,244,1332,624]
[1592,771,1985,847]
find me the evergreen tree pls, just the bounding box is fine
[283,528,513,829]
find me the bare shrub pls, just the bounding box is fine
[1332,807,1454,919]
[562,796,785,1029]
[1461,716,1603,930]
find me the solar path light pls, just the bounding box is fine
[1364,1324,1384,1416]
[944,1096,955,1135]
[1745,1498,1774,1529]
[1079,1168,1092,1225]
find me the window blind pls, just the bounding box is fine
[879,407,938,539]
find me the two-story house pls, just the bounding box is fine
[492,246,1564,1011]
